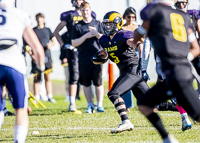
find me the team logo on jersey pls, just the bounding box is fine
[109,42,111,45]
[73,16,83,23]
[104,46,118,52]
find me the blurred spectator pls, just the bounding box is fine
[54,0,96,112]
[31,13,56,103]
[121,7,142,111]
[71,2,105,113]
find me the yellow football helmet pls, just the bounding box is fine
[102,11,123,35]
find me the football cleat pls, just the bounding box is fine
[69,104,77,112]
[163,134,179,143]
[48,98,56,103]
[181,114,192,131]
[110,120,134,134]
[97,107,105,113]
[84,106,95,114]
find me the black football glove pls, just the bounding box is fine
[142,70,150,82]
[136,58,142,75]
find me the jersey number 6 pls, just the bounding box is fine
[170,13,187,42]
[0,15,6,25]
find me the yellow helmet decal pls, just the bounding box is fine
[109,13,123,30]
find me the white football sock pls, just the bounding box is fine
[47,94,53,99]
[0,110,4,129]
[14,125,28,143]
[69,96,75,105]
[97,102,103,107]
[35,95,40,100]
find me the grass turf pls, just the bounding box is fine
[1,82,200,143]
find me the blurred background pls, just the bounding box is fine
[16,0,200,82]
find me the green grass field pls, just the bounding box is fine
[1,82,200,143]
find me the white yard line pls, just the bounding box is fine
[1,126,200,131]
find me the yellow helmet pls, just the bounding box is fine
[102,11,123,35]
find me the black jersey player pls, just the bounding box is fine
[97,11,149,134]
[54,0,96,111]
[132,0,200,142]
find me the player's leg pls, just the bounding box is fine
[171,97,192,131]
[173,80,200,123]
[33,75,40,101]
[5,67,29,143]
[2,86,15,116]
[138,82,176,142]
[67,49,79,111]
[64,65,69,102]
[0,85,4,129]
[44,72,55,103]
[92,63,105,112]
[79,61,95,113]
[108,66,144,133]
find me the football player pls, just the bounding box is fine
[132,0,200,142]
[97,11,150,134]
[174,0,200,96]
[54,0,96,111]
[0,0,45,143]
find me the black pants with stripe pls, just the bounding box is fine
[108,66,149,102]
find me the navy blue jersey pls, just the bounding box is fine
[141,4,191,70]
[99,30,138,72]
[60,10,96,44]
[187,10,200,34]
[71,19,104,62]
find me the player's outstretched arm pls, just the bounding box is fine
[132,20,150,46]
[23,26,45,67]
[188,28,200,60]
[53,21,66,47]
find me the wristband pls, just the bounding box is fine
[187,52,194,61]
[137,26,147,35]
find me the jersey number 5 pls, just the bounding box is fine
[170,13,187,42]
[110,53,120,64]
[0,15,6,25]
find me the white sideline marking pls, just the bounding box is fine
[1,126,200,131]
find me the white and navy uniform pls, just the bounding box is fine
[0,7,31,110]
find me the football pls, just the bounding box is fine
[92,50,108,65]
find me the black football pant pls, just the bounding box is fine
[108,66,149,101]
[138,76,200,121]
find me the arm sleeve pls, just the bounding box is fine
[123,31,134,43]
[98,22,104,34]
[48,28,54,39]
[71,25,80,40]
[60,11,71,22]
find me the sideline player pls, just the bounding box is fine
[97,11,149,133]
[132,0,200,142]
[54,0,96,111]
[0,0,45,142]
